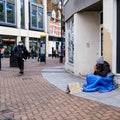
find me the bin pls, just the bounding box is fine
[10,51,18,67]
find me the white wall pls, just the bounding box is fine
[65,12,100,76]
[0,26,44,38]
[74,12,100,75]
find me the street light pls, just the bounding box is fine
[52,0,64,63]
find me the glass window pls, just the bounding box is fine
[0,0,16,26]
[0,1,5,22]
[7,2,15,23]
[38,7,43,28]
[52,26,56,35]
[21,0,25,28]
[30,2,44,31]
[32,5,37,27]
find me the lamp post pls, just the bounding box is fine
[52,0,64,63]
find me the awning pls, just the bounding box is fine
[2,39,15,42]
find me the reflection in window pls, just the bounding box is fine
[21,0,25,28]
[0,1,5,22]
[0,0,16,26]
[32,5,37,27]
[30,3,44,31]
[38,7,43,28]
[7,3,15,23]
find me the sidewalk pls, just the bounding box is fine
[42,66,120,108]
[0,58,120,120]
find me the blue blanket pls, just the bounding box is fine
[83,74,116,92]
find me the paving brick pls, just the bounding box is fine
[0,58,120,120]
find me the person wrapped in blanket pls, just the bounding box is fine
[83,56,116,92]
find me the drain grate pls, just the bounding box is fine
[3,118,15,120]
[21,77,32,80]
[0,109,12,114]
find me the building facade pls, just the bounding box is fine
[0,0,47,57]
[47,0,64,57]
[48,15,62,56]
[64,0,120,82]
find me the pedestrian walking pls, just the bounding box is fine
[14,41,29,75]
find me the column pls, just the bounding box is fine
[25,37,29,51]
[43,0,47,32]
[17,36,21,45]
[24,0,29,30]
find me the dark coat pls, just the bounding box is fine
[94,61,111,77]
[14,45,29,59]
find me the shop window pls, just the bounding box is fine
[30,2,44,31]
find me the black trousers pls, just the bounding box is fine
[16,58,24,73]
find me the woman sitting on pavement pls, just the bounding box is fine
[83,56,116,92]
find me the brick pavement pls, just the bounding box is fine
[0,58,120,120]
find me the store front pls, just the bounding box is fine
[29,38,40,58]
[0,36,16,57]
[48,36,64,57]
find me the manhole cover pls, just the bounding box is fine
[3,118,15,120]
[21,77,32,80]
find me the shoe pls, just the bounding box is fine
[18,73,23,76]
[66,91,70,94]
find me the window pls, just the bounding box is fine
[21,0,25,28]
[38,7,43,28]
[0,0,16,26]
[52,26,56,35]
[32,5,37,27]
[7,2,15,23]
[67,17,74,64]
[30,2,44,31]
[0,1,5,22]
